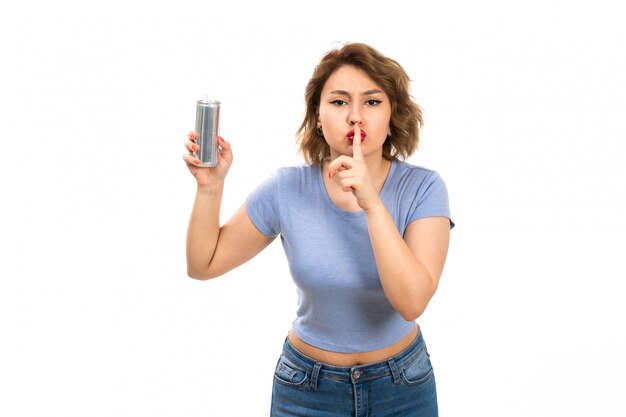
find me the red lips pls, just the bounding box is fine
[346,129,366,142]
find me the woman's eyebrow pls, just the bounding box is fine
[328,89,384,96]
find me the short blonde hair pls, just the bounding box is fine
[297,43,423,164]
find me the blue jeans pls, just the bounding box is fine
[270,329,438,416]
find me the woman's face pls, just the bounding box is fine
[318,65,392,160]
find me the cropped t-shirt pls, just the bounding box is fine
[246,160,454,353]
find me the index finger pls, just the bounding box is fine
[352,123,364,161]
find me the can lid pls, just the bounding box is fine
[197,97,221,106]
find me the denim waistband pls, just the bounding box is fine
[280,328,427,383]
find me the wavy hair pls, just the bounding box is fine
[296,43,423,164]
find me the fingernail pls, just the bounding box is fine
[192,145,199,151]
[193,159,200,165]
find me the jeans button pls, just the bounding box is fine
[353,370,362,379]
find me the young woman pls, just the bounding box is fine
[184,43,454,417]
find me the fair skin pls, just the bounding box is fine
[183,64,449,366]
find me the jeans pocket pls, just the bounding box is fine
[400,346,434,386]
[273,354,310,389]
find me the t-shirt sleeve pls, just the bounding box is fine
[245,171,281,238]
[407,171,455,229]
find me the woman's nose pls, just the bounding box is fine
[349,104,363,125]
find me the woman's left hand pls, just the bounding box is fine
[328,124,382,211]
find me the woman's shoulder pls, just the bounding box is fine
[273,163,320,182]
[391,160,443,186]
[252,163,318,189]
[276,162,319,172]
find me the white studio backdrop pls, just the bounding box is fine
[1,0,625,416]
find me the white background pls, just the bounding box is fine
[1,0,625,416]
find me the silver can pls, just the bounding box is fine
[194,98,220,167]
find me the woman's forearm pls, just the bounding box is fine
[186,180,225,279]
[364,200,437,321]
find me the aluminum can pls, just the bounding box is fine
[194,98,220,167]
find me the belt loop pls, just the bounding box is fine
[388,358,401,385]
[310,362,322,390]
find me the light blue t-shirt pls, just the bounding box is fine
[246,160,454,353]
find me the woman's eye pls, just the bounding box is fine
[366,99,382,106]
[331,99,348,106]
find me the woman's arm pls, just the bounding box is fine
[186,194,274,280]
[328,124,450,319]
[364,206,450,321]
[184,133,274,280]
[186,181,225,278]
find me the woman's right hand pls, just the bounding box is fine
[183,131,233,186]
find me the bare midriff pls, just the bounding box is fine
[287,325,419,367]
